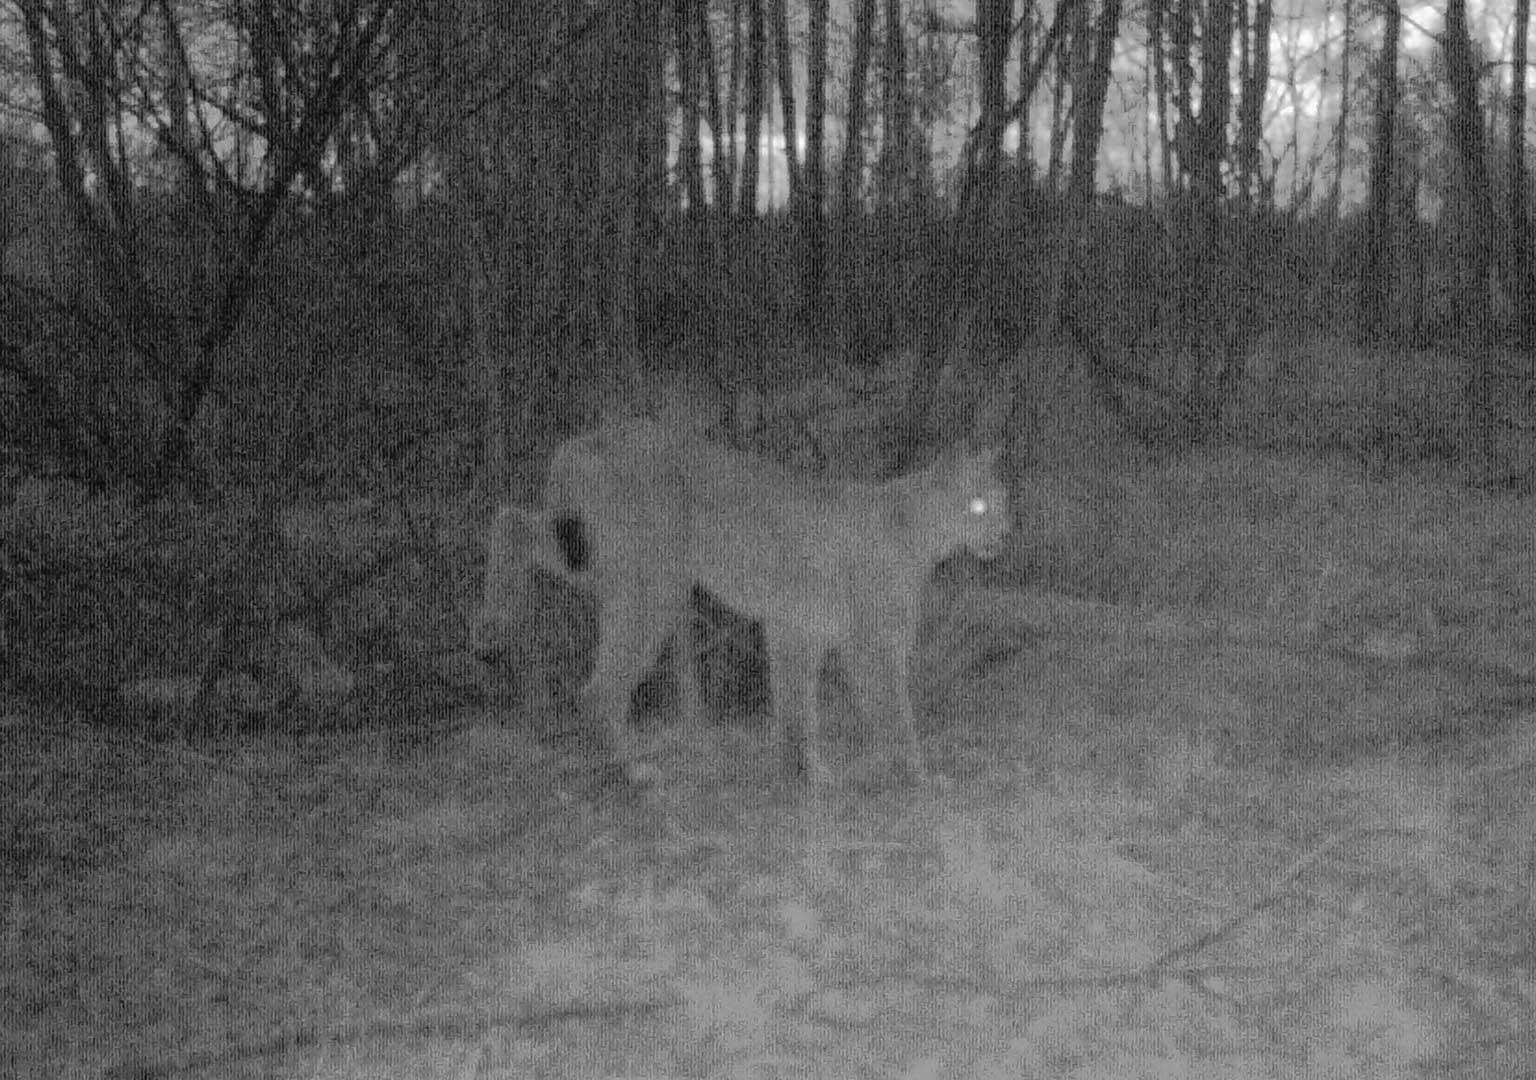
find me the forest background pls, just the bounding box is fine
[7,3,1536,1075]
[0,0,1531,741]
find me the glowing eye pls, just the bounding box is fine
[968,497,989,516]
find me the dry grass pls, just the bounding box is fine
[9,448,1536,1079]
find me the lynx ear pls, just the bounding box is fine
[947,441,1001,472]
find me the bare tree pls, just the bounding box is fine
[1442,0,1495,341]
[1507,0,1535,343]
[803,0,830,325]
[597,0,645,388]
[1047,0,1091,187]
[739,0,767,216]
[973,0,1012,210]
[1358,0,1398,340]
[834,0,879,357]
[769,0,802,203]
[1008,0,1084,159]
[1234,0,1273,206]
[636,0,670,246]
[699,4,733,214]
[675,0,706,212]
[726,0,745,213]
[876,0,914,206]
[887,0,1012,468]
[1148,0,1175,192]
[11,0,426,494]
[1193,0,1233,202]
[1068,0,1125,203]
[1326,0,1354,218]
[438,1,568,482]
[1169,0,1195,186]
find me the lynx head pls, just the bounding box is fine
[907,443,1010,562]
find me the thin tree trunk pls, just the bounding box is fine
[1358,0,1398,340]
[1236,0,1250,186]
[1194,0,1232,203]
[1067,0,1123,204]
[842,0,878,207]
[1010,0,1082,160]
[675,0,705,213]
[1444,0,1498,460]
[1149,0,1174,192]
[888,0,1010,468]
[1046,0,1087,188]
[699,4,732,213]
[1443,0,1494,340]
[1511,0,1535,343]
[1235,0,1272,207]
[804,0,830,326]
[1015,2,1037,187]
[740,0,767,216]
[770,0,802,202]
[637,0,669,240]
[1327,0,1353,219]
[835,0,878,358]
[1173,0,1234,436]
[972,0,1010,211]
[1170,0,1194,184]
[600,0,642,385]
[878,0,913,206]
[726,0,744,212]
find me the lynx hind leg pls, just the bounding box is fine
[765,626,832,785]
[584,598,665,785]
[583,562,692,785]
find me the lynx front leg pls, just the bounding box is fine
[842,642,926,783]
[765,626,832,785]
[583,599,671,786]
[846,587,928,784]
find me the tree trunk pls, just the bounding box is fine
[637,0,669,242]
[726,0,744,213]
[675,0,706,212]
[740,0,767,216]
[877,0,914,207]
[699,4,732,213]
[770,0,802,202]
[803,0,830,327]
[972,0,1010,212]
[1165,0,1235,439]
[835,0,878,359]
[1169,0,1194,184]
[1327,0,1353,219]
[1442,0,1494,339]
[887,0,1010,469]
[1046,0,1088,189]
[842,0,878,212]
[1148,0,1174,193]
[1234,0,1272,207]
[1067,0,1124,204]
[600,0,642,386]
[1511,0,1535,344]
[1194,0,1232,203]
[1357,0,1398,341]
